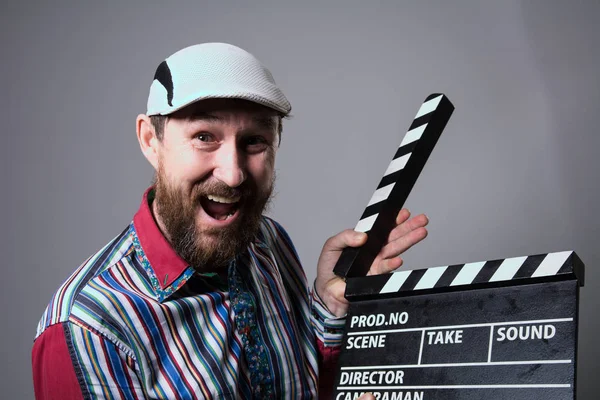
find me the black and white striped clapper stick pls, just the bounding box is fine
[333,94,454,279]
[344,250,585,300]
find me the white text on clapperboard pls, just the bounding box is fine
[340,313,424,400]
[337,310,564,399]
[346,312,409,349]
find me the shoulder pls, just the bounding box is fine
[255,216,307,278]
[258,216,295,247]
[257,216,301,261]
[35,225,135,339]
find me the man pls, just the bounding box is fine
[32,43,428,399]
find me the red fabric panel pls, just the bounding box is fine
[32,323,83,400]
[133,187,188,289]
[317,338,341,400]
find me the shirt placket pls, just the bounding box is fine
[228,258,275,399]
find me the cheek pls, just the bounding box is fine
[248,151,275,182]
[161,151,214,186]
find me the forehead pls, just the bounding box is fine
[169,98,280,129]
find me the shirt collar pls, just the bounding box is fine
[132,187,191,292]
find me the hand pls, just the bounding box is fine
[357,393,375,400]
[315,209,428,317]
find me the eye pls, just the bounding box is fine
[193,133,215,143]
[245,136,266,146]
[242,136,270,153]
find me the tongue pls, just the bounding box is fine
[202,198,237,220]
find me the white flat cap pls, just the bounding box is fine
[146,43,291,116]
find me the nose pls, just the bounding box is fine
[212,142,246,188]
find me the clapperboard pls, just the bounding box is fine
[332,94,585,400]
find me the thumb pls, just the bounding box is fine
[323,229,367,253]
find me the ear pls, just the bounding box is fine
[136,114,160,171]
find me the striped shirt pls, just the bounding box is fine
[32,189,345,399]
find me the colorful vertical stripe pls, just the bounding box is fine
[33,210,337,398]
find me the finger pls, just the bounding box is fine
[379,226,428,260]
[369,255,403,275]
[395,208,411,225]
[323,229,367,253]
[357,393,376,400]
[388,213,429,243]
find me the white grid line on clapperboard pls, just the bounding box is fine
[346,317,573,336]
[342,317,573,378]
[337,384,571,390]
[487,326,494,363]
[340,359,572,371]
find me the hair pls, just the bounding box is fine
[150,114,285,146]
[150,115,167,141]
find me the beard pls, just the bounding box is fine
[153,167,274,272]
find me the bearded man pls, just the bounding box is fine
[32,43,428,399]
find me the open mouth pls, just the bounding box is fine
[200,194,241,221]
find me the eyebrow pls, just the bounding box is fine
[252,115,278,132]
[187,112,278,131]
[186,112,222,123]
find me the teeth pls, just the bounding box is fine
[216,213,235,221]
[206,194,240,204]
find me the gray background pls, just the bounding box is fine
[2,1,598,398]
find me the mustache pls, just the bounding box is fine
[190,179,253,201]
